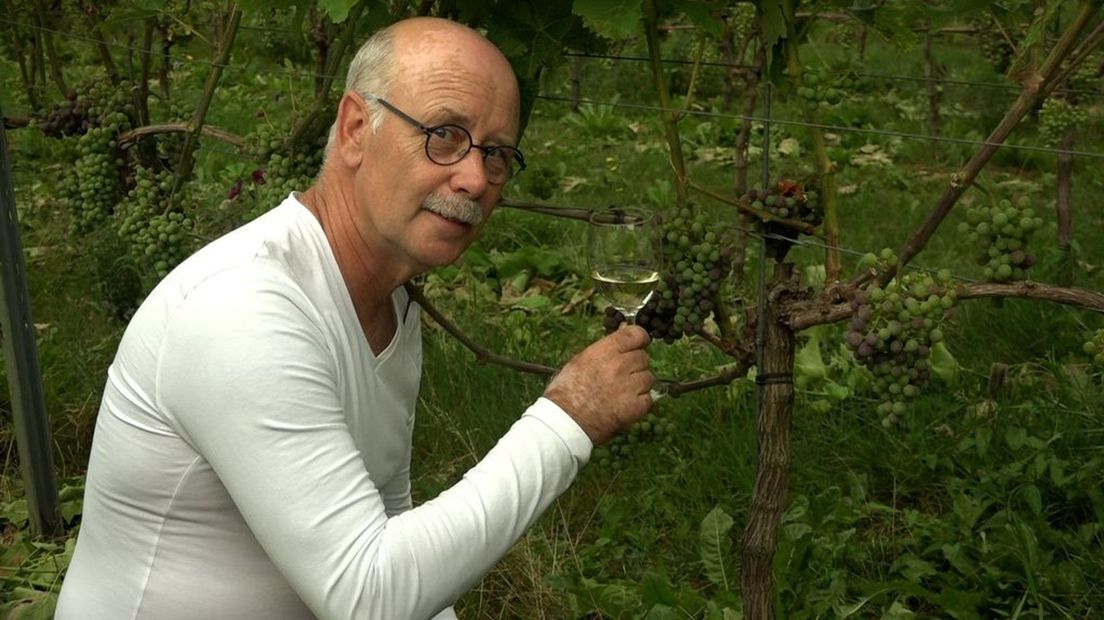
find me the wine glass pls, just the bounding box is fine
[587,205,667,401]
[587,206,661,322]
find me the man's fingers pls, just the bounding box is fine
[613,324,651,351]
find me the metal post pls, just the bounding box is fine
[0,107,62,537]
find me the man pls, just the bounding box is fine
[56,16,654,620]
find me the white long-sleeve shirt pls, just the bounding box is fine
[55,195,592,620]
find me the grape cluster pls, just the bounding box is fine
[590,411,676,469]
[1038,97,1087,147]
[62,111,131,233]
[117,166,195,281]
[797,68,843,112]
[242,118,325,218]
[958,198,1042,282]
[1083,329,1104,368]
[978,25,1013,73]
[846,256,957,426]
[631,207,736,342]
[747,180,823,227]
[37,78,135,138]
[154,99,192,162]
[726,3,756,43]
[36,93,92,137]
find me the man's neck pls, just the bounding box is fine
[298,183,402,355]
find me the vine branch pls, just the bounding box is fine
[788,280,1104,331]
[118,123,245,149]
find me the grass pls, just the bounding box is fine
[3,11,1104,619]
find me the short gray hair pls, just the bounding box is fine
[324,27,397,154]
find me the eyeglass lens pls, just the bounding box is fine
[425,125,517,183]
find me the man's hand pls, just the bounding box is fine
[544,325,654,445]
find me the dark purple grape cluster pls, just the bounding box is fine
[631,206,736,343]
[747,179,823,228]
[845,258,957,426]
[37,93,92,137]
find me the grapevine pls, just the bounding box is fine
[846,252,958,426]
[958,197,1042,282]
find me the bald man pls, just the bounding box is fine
[56,17,654,620]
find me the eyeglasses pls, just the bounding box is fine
[368,96,526,184]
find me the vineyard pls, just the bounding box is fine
[2,0,1104,618]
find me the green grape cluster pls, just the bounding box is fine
[631,207,736,343]
[1083,329,1104,368]
[242,118,326,218]
[958,198,1042,282]
[249,149,324,217]
[62,111,131,234]
[746,180,823,227]
[1038,98,1087,146]
[797,68,843,112]
[1066,55,1101,96]
[726,3,756,43]
[845,256,957,426]
[839,68,875,94]
[154,99,192,162]
[977,23,1013,73]
[117,166,195,281]
[590,411,676,469]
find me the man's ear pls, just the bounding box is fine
[334,92,371,168]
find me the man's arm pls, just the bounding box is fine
[156,271,649,620]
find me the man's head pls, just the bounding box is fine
[321,18,521,279]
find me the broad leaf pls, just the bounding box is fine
[573,0,642,41]
[699,505,734,591]
[317,0,360,23]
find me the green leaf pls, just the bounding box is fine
[316,0,358,23]
[676,0,726,39]
[573,0,643,40]
[794,327,828,381]
[1005,426,1027,451]
[928,342,959,384]
[1021,484,1043,516]
[1007,0,1064,79]
[699,505,734,591]
[755,0,786,72]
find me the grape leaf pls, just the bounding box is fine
[675,0,726,39]
[698,505,734,591]
[573,0,643,41]
[317,0,359,23]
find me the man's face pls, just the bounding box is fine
[352,35,520,276]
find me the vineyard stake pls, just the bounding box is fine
[0,108,62,537]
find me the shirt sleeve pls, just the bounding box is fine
[155,268,592,620]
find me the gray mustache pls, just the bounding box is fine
[422,193,484,226]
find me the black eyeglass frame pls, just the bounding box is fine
[368,96,527,183]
